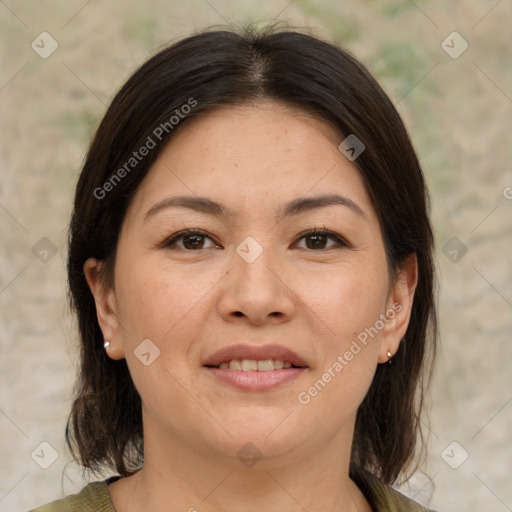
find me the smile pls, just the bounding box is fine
[203,344,309,391]
[214,359,297,371]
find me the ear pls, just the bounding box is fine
[378,254,418,363]
[83,258,125,360]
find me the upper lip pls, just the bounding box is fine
[203,344,308,367]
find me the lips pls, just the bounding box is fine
[203,344,308,369]
[203,344,308,391]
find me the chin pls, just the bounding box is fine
[210,411,307,456]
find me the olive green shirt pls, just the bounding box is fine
[29,470,436,511]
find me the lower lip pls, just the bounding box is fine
[205,367,307,391]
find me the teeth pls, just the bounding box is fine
[229,360,241,370]
[257,359,274,371]
[217,359,296,371]
[241,359,258,371]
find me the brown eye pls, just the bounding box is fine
[295,229,349,250]
[181,233,208,250]
[160,229,220,251]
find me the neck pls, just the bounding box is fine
[109,415,371,512]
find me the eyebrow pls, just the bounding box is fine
[143,193,367,222]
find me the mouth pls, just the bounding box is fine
[206,359,302,371]
[203,344,308,391]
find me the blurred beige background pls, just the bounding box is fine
[1,1,511,510]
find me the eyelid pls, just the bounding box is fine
[157,229,220,250]
[158,228,351,251]
[293,228,352,249]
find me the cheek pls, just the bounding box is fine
[296,260,388,404]
[115,258,196,337]
[114,256,226,371]
[296,272,385,415]
[302,261,390,339]
[113,260,215,423]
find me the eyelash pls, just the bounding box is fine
[159,228,351,252]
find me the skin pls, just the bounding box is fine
[84,101,417,512]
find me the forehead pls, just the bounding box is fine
[125,101,376,223]
[174,101,344,159]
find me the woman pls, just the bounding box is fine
[31,23,437,512]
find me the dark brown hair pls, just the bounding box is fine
[66,23,437,485]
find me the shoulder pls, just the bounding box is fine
[28,480,115,512]
[352,467,437,512]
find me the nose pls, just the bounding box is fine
[216,239,297,325]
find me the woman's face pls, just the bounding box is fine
[85,101,415,465]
